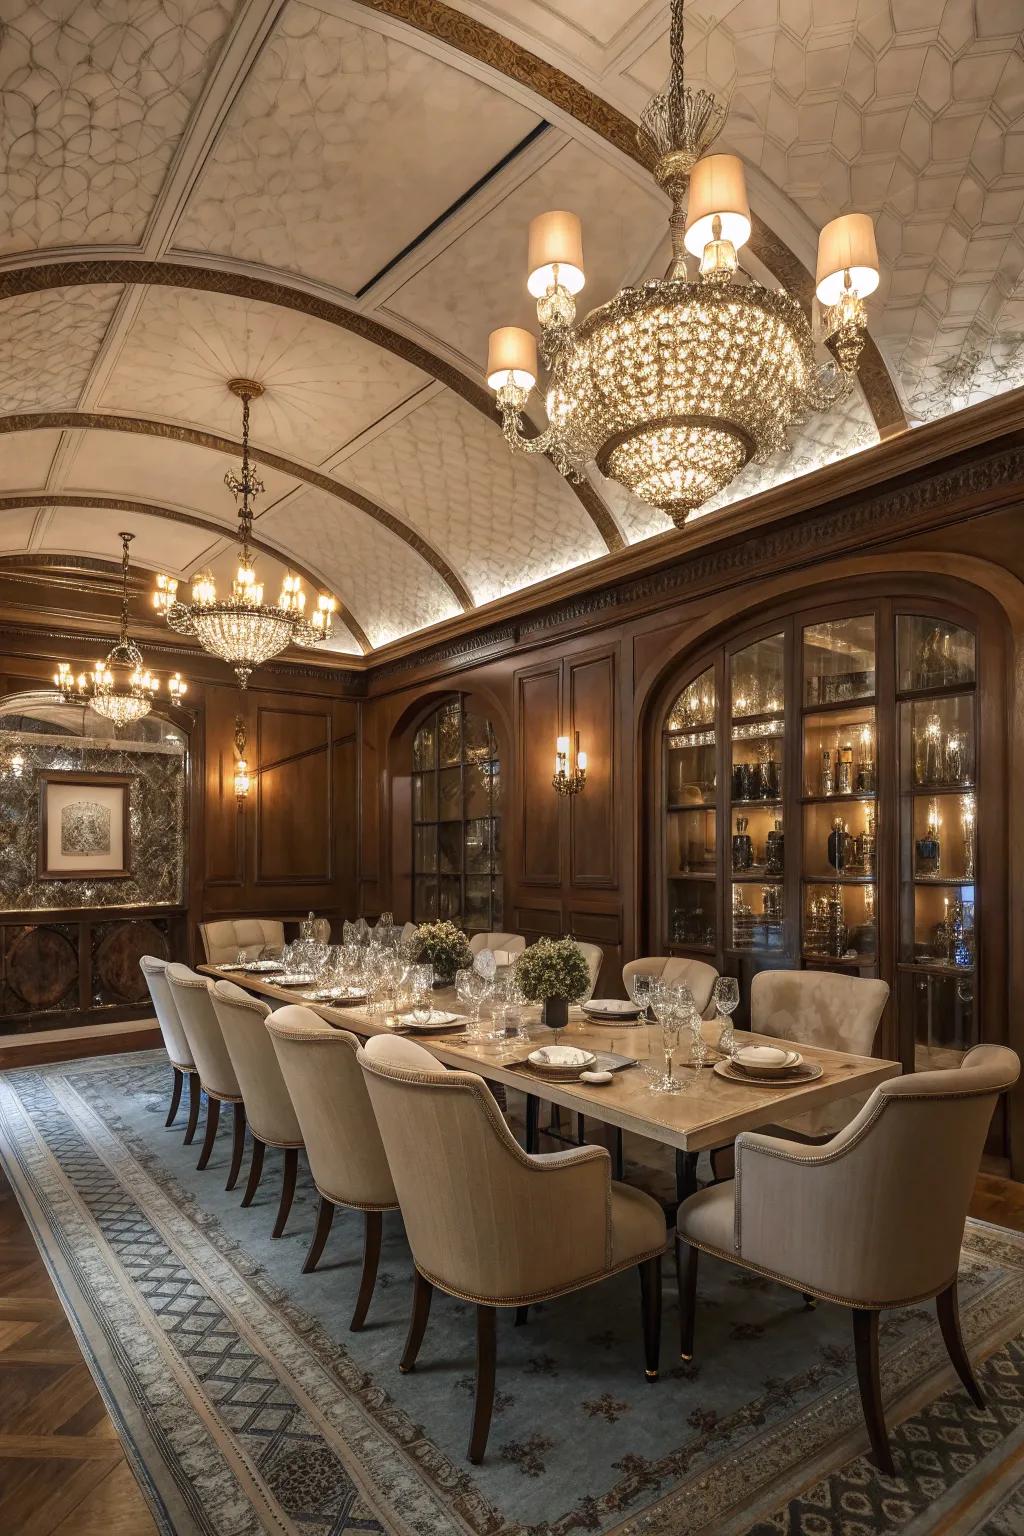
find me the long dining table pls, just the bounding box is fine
[200,965,901,1200]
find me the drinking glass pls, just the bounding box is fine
[713,976,740,1056]
[627,973,655,1018]
[652,1005,683,1093]
[641,978,668,1081]
[408,963,433,1026]
[235,948,248,967]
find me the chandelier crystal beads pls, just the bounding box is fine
[54,532,187,727]
[487,0,880,528]
[153,379,337,688]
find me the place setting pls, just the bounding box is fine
[714,1043,823,1086]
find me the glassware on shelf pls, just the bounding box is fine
[668,666,716,731]
[856,723,876,792]
[670,880,716,948]
[730,633,784,718]
[712,976,740,1056]
[909,695,974,788]
[766,818,785,875]
[731,884,783,951]
[915,803,942,877]
[898,617,975,694]
[731,815,754,872]
[804,883,850,959]
[803,615,876,705]
[804,706,876,798]
[827,816,851,872]
[962,795,976,879]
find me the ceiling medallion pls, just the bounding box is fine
[487,0,879,528]
[54,532,188,727]
[152,378,337,688]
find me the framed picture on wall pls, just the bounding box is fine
[37,772,132,880]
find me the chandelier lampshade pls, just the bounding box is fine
[54,533,188,727]
[488,0,880,528]
[153,378,337,687]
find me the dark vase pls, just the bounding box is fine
[541,995,569,1029]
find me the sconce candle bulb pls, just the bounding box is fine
[553,730,587,796]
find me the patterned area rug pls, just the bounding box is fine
[1,1051,1024,1536]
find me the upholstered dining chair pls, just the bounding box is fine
[210,981,305,1239]
[139,954,200,1142]
[468,932,526,959]
[165,964,245,1188]
[199,918,286,966]
[622,956,720,1018]
[677,1044,1020,1475]
[574,940,604,1004]
[400,921,419,947]
[266,1006,400,1323]
[358,1032,667,1464]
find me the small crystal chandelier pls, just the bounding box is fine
[54,532,187,727]
[153,379,337,688]
[487,0,880,528]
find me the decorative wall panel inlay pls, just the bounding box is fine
[0,726,185,911]
[1,924,79,1014]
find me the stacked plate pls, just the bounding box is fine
[714,1044,822,1086]
[527,1044,596,1079]
[582,999,642,1023]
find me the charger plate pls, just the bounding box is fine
[714,1059,822,1086]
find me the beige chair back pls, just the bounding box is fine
[623,956,719,1017]
[358,1033,612,1303]
[139,954,194,1070]
[165,964,241,1101]
[199,918,286,965]
[468,932,526,959]
[400,922,419,946]
[738,1045,1020,1306]
[574,940,603,1003]
[266,1005,397,1209]
[210,981,302,1147]
[751,969,889,1055]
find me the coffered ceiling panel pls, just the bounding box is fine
[386,136,665,373]
[0,431,64,491]
[259,486,462,648]
[64,432,302,521]
[33,504,221,574]
[96,287,431,462]
[0,506,41,553]
[0,286,124,413]
[0,0,238,256]
[173,1,541,293]
[339,390,608,603]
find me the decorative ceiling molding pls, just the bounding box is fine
[0,492,373,653]
[0,260,624,554]
[351,0,907,440]
[0,411,473,614]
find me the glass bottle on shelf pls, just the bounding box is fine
[820,747,834,796]
[962,795,976,879]
[836,739,853,795]
[765,818,784,875]
[856,724,876,793]
[732,815,754,872]
[856,807,876,875]
[827,816,850,872]
[915,806,941,877]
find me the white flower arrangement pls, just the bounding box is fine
[515,937,590,1002]
[415,920,472,982]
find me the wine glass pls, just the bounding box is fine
[652,997,684,1093]
[408,963,433,1026]
[712,976,740,1056]
[627,972,655,1019]
[235,947,248,967]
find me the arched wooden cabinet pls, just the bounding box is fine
[649,587,1007,1072]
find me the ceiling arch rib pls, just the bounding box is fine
[0,260,625,554]
[0,492,372,653]
[0,409,474,612]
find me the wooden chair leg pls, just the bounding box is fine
[400,1270,433,1373]
[241,1136,265,1207]
[936,1281,985,1408]
[196,1095,220,1170]
[350,1211,382,1331]
[710,1143,735,1183]
[676,1235,699,1361]
[302,1194,335,1273]
[468,1305,497,1464]
[853,1308,894,1476]
[225,1103,246,1191]
[272,1147,299,1238]
[639,1254,662,1381]
[802,1293,818,1309]
[183,1072,201,1145]
[165,1067,183,1128]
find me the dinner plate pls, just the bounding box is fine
[714,1059,822,1086]
[244,960,284,973]
[392,1010,462,1031]
[583,999,642,1021]
[274,973,315,987]
[528,1045,596,1073]
[305,987,367,1004]
[732,1048,803,1078]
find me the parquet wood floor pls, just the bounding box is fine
[0,1086,1020,1533]
[0,1169,157,1536]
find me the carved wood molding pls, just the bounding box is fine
[370,441,1024,686]
[0,495,372,652]
[353,0,906,438]
[0,260,624,555]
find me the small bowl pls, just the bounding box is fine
[735,1045,792,1069]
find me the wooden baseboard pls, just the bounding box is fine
[0,1027,162,1071]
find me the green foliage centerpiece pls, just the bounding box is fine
[515,937,590,1030]
[415,920,473,987]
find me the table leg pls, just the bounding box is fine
[525,1094,539,1154]
[675,1149,699,1204]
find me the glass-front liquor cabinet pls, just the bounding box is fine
[654,594,1002,1069]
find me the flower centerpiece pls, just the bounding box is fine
[414,920,473,987]
[515,937,590,1030]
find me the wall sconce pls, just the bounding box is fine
[233,715,251,802]
[553,731,587,796]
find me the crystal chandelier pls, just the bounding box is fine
[153,379,337,688]
[487,0,880,528]
[54,532,187,727]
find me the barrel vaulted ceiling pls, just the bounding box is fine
[1,0,1022,655]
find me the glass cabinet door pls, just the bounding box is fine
[729,634,784,954]
[664,665,717,953]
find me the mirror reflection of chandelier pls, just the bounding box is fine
[54,532,188,727]
[487,0,880,528]
[152,379,337,689]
